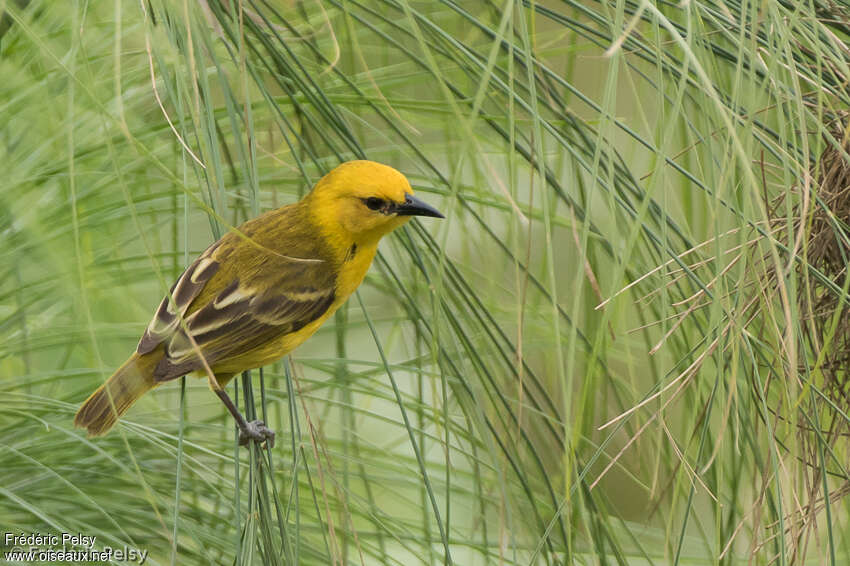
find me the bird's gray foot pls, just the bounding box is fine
[238,419,275,448]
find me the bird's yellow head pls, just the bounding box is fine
[307,160,443,247]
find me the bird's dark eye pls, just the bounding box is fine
[364,197,384,211]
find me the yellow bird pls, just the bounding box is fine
[74,160,443,446]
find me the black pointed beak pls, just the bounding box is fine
[395,194,444,218]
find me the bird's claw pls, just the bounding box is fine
[238,419,275,448]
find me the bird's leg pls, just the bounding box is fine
[211,378,275,448]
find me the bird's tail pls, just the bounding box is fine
[74,353,159,437]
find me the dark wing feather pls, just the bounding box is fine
[137,246,220,355]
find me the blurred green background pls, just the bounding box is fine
[3,0,850,564]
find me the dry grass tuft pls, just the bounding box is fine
[792,116,850,389]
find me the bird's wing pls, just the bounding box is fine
[154,268,336,380]
[135,211,338,381]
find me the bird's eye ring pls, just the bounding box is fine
[364,197,385,211]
